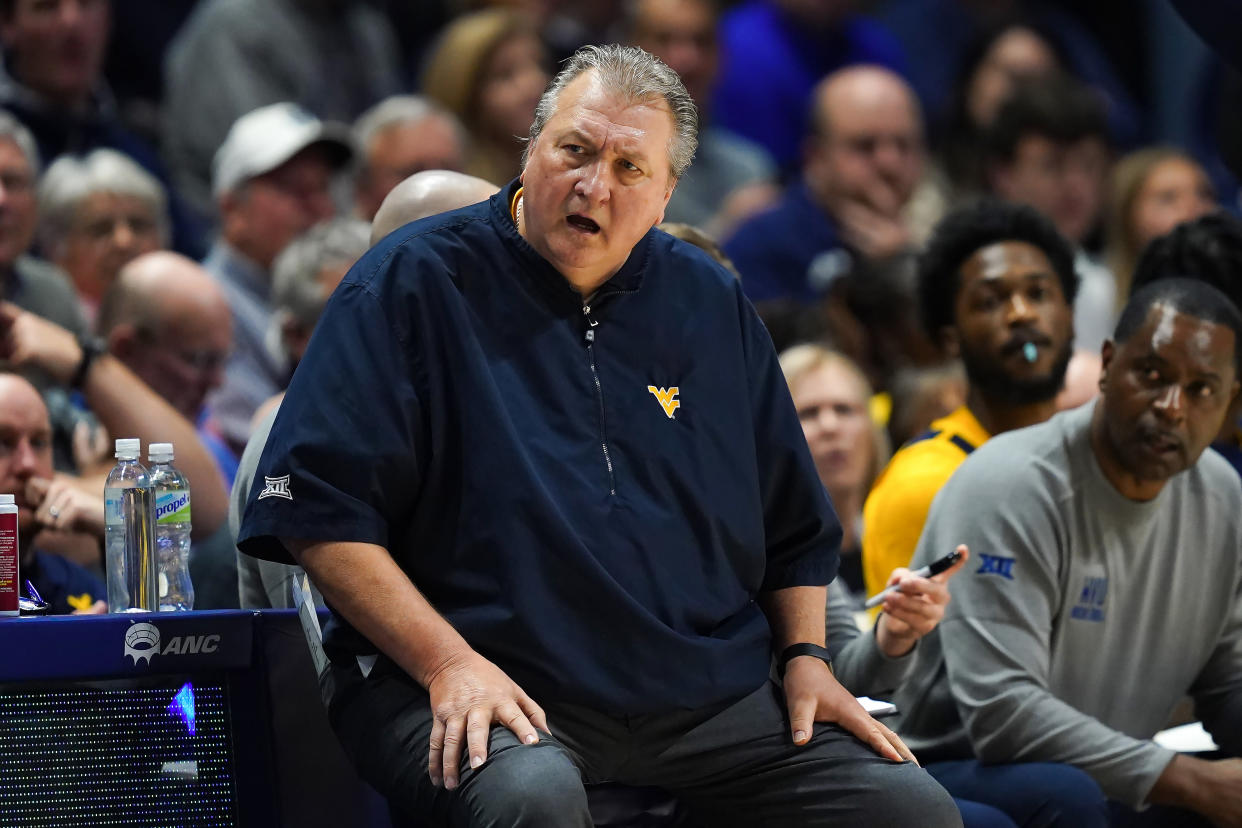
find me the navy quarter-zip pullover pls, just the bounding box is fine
[239,181,842,714]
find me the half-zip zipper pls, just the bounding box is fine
[582,302,616,496]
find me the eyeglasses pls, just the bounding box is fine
[135,329,230,373]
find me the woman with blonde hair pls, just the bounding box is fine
[421,9,549,186]
[1106,147,1215,305]
[780,344,890,600]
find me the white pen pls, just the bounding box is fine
[863,548,964,609]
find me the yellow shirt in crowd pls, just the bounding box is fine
[861,406,991,619]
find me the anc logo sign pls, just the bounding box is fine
[647,386,680,419]
[124,621,221,666]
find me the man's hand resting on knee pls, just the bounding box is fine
[783,652,918,764]
[281,540,551,793]
[425,650,550,790]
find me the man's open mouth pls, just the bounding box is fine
[567,215,600,234]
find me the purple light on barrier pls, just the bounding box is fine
[168,682,196,734]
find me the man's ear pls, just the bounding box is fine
[939,326,960,359]
[1098,340,1115,390]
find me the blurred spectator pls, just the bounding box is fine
[711,0,906,172]
[938,19,1064,196]
[0,371,104,613]
[725,66,937,388]
[879,2,1144,154]
[726,66,923,303]
[0,301,230,539]
[781,344,888,601]
[204,103,351,455]
[95,250,239,607]
[862,201,1076,610]
[0,110,85,338]
[370,169,499,244]
[96,251,233,483]
[352,95,467,222]
[0,0,204,256]
[1106,147,1215,303]
[625,0,778,238]
[162,0,400,222]
[421,9,548,187]
[37,147,167,322]
[267,218,370,380]
[985,75,1114,351]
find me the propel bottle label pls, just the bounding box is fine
[155,490,191,524]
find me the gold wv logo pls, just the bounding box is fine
[647,386,681,419]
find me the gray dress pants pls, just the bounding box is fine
[325,656,961,828]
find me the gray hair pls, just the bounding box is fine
[352,94,468,157]
[0,110,40,175]
[37,149,169,249]
[272,218,371,328]
[523,44,697,180]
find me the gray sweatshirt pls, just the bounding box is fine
[893,402,1242,809]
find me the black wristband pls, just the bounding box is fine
[777,642,834,678]
[71,335,106,390]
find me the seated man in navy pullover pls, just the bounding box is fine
[238,45,960,827]
[0,373,103,614]
[724,65,924,306]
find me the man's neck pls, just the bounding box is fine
[965,387,1058,437]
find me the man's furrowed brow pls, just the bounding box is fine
[556,127,598,148]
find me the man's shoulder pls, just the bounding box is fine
[1179,445,1242,513]
[967,407,1080,464]
[650,230,744,295]
[931,411,1082,511]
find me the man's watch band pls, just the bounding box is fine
[777,642,834,678]
[71,334,106,390]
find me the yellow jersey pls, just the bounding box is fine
[861,406,991,618]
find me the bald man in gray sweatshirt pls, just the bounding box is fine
[895,279,1242,826]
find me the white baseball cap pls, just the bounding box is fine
[211,102,354,198]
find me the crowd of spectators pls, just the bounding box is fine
[3,0,1241,824]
